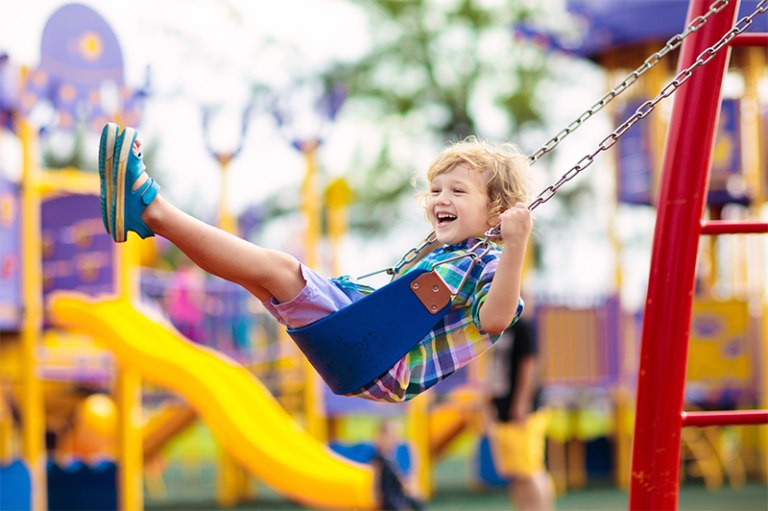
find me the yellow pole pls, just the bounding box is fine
[614,387,632,489]
[741,46,767,483]
[116,364,143,511]
[116,235,142,304]
[300,140,326,443]
[0,393,14,463]
[115,236,144,510]
[325,178,352,277]
[215,439,251,508]
[406,394,432,499]
[218,157,237,235]
[742,46,766,303]
[19,120,46,511]
[301,141,321,269]
[216,441,240,509]
[646,44,668,206]
[741,48,766,206]
[212,154,250,502]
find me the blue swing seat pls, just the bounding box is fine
[287,268,452,395]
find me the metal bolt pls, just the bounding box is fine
[433,285,439,292]
[412,282,419,289]
[431,305,437,312]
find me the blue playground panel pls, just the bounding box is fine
[475,436,509,488]
[47,461,117,511]
[0,460,32,511]
[474,435,615,487]
[330,441,412,477]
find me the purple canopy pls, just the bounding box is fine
[515,0,768,60]
[20,3,146,131]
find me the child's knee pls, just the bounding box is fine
[274,250,301,274]
[263,250,303,286]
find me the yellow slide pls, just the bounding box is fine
[50,292,375,510]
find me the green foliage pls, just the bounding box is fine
[328,0,548,137]
[321,0,552,234]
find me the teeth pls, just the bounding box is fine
[438,214,456,220]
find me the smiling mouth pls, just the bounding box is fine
[437,213,457,227]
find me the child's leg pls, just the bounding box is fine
[130,142,304,304]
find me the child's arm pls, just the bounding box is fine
[478,203,531,334]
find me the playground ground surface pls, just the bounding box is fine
[145,459,768,511]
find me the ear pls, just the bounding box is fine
[487,208,502,227]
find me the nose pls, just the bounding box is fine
[433,191,450,205]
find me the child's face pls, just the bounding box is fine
[427,163,494,245]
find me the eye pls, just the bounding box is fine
[430,188,440,195]
[453,188,464,194]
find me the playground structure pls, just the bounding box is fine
[498,0,768,498]
[0,1,767,510]
[0,117,382,509]
[624,2,767,509]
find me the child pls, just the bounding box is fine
[98,123,534,403]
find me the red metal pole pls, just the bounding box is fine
[730,33,768,46]
[700,220,768,234]
[681,410,768,427]
[628,1,741,510]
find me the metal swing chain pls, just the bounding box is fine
[357,230,438,280]
[526,0,731,166]
[518,0,768,219]
[361,0,766,280]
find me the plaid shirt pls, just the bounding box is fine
[333,238,523,403]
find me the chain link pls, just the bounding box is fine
[526,0,730,166]
[357,230,438,279]
[360,0,767,279]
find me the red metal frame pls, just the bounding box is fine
[628,1,742,510]
[731,33,768,46]
[701,220,768,234]
[682,410,768,427]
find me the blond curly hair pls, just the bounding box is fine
[419,137,536,222]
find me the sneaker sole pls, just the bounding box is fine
[113,127,135,243]
[98,123,118,235]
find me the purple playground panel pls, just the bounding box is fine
[535,294,629,393]
[41,194,115,299]
[140,269,280,359]
[0,175,21,330]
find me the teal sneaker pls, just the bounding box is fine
[98,122,119,235]
[110,126,160,242]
